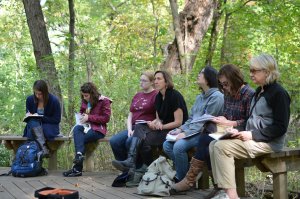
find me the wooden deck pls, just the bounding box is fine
[0,168,252,199]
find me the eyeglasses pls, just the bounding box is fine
[140,79,150,83]
[219,81,229,88]
[249,69,264,74]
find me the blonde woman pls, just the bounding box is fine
[209,54,291,199]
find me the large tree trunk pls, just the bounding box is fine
[162,0,215,73]
[169,0,186,72]
[22,0,62,102]
[68,0,75,125]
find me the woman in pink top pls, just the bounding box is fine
[110,71,157,175]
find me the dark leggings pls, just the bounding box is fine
[133,124,168,166]
[194,133,215,170]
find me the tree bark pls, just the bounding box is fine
[68,0,75,125]
[22,0,62,102]
[205,0,223,66]
[220,12,231,65]
[150,0,159,58]
[220,0,251,64]
[169,0,186,72]
[162,0,215,73]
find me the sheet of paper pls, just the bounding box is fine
[166,134,178,142]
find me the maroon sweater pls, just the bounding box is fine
[80,95,112,135]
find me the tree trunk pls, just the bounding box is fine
[205,0,223,66]
[220,12,231,65]
[150,0,159,58]
[22,0,62,102]
[169,0,186,72]
[68,0,75,125]
[162,0,215,73]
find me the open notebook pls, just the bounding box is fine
[208,124,235,140]
[74,113,91,133]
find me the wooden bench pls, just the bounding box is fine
[0,135,112,172]
[153,147,299,199]
[0,135,71,170]
[235,148,300,199]
[84,136,111,171]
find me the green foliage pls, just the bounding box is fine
[0,145,10,167]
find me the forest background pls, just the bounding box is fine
[0,0,299,196]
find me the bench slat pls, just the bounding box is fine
[0,135,70,141]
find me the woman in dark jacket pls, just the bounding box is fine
[63,82,112,177]
[112,70,188,174]
[209,54,290,199]
[23,80,61,157]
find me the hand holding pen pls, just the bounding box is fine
[80,113,89,123]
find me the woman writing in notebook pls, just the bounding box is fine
[63,82,112,177]
[23,80,61,158]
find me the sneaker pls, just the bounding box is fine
[63,168,82,177]
[204,187,222,199]
[211,192,229,199]
[73,154,84,165]
[211,191,239,199]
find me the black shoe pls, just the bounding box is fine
[63,168,82,177]
[73,154,84,165]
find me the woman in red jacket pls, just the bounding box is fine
[63,82,112,177]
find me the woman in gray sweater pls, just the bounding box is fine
[163,66,224,181]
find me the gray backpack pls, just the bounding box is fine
[137,156,176,196]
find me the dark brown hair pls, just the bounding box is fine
[80,82,101,108]
[33,80,49,105]
[154,70,174,89]
[218,64,244,95]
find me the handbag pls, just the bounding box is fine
[137,156,176,196]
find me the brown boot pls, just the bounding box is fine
[172,157,204,192]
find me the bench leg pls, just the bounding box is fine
[236,167,245,197]
[48,150,57,170]
[273,172,288,199]
[84,150,94,172]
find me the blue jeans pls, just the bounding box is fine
[109,129,133,161]
[73,125,105,154]
[194,133,215,170]
[110,128,146,168]
[163,133,200,180]
[24,119,42,140]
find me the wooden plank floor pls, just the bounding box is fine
[0,168,251,199]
